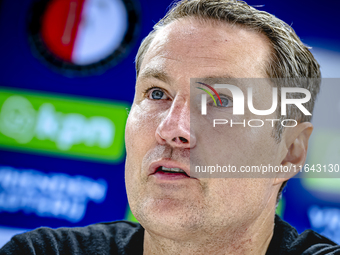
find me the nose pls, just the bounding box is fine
[155,96,196,149]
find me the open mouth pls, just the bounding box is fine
[155,166,190,177]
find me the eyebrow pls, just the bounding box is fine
[138,68,237,85]
[138,67,172,84]
[192,75,238,88]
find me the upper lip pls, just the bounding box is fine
[148,159,192,177]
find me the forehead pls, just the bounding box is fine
[139,17,272,80]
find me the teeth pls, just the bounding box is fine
[161,167,186,173]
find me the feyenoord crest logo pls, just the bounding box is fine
[28,0,140,76]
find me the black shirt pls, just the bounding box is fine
[0,216,339,254]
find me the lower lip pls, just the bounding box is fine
[153,171,190,180]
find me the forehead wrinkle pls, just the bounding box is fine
[140,18,271,85]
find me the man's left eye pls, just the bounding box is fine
[217,97,233,107]
[208,96,233,107]
[148,88,169,100]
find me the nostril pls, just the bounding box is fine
[179,137,188,143]
[171,137,189,143]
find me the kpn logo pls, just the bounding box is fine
[196,81,312,128]
[0,88,129,162]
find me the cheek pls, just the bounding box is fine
[125,104,159,154]
[125,103,164,210]
[125,103,162,180]
[207,123,278,165]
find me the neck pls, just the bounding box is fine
[143,210,275,255]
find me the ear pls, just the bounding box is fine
[274,122,313,185]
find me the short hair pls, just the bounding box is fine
[135,0,321,203]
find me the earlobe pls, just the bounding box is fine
[274,122,313,185]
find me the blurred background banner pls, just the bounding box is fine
[0,0,339,247]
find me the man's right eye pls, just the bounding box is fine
[147,88,169,100]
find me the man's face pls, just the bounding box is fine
[125,18,284,238]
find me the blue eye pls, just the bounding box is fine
[208,96,233,107]
[151,90,164,99]
[217,97,232,107]
[148,88,168,100]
